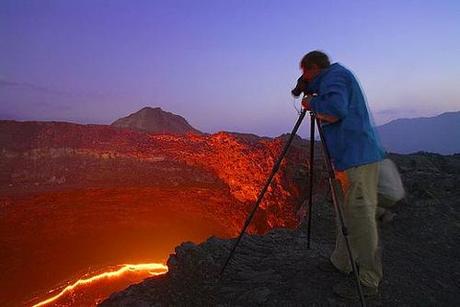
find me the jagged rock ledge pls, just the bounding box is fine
[100,214,459,306]
[100,228,342,306]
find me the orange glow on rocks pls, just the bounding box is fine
[1,121,310,233]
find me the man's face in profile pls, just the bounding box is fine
[301,63,321,82]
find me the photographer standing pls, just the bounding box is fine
[298,51,385,299]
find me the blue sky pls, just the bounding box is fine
[1,0,459,137]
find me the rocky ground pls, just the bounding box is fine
[101,152,460,306]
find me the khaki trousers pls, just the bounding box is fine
[331,162,383,288]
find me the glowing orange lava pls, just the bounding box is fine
[32,263,168,307]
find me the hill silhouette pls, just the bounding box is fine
[377,111,460,154]
[111,107,202,135]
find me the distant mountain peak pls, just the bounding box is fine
[138,106,162,112]
[377,111,460,154]
[111,106,202,135]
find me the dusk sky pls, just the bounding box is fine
[1,0,459,137]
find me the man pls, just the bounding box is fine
[298,50,385,299]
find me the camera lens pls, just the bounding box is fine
[291,76,308,97]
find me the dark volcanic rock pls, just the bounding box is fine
[111,106,202,135]
[101,229,334,306]
[101,153,460,306]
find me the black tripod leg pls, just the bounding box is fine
[307,112,315,249]
[219,109,307,279]
[315,116,366,307]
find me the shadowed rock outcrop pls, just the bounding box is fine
[101,229,335,306]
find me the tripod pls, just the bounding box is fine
[219,108,366,306]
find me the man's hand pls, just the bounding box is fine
[301,95,313,110]
[317,113,340,123]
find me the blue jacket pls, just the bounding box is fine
[308,63,384,171]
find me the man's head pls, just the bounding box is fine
[300,50,330,82]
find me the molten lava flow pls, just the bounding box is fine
[32,263,168,307]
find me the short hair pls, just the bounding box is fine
[301,50,330,69]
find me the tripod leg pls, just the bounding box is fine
[315,116,367,307]
[219,109,307,279]
[306,112,315,249]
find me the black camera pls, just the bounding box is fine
[291,76,309,97]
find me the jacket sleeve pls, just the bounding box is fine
[310,71,349,119]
